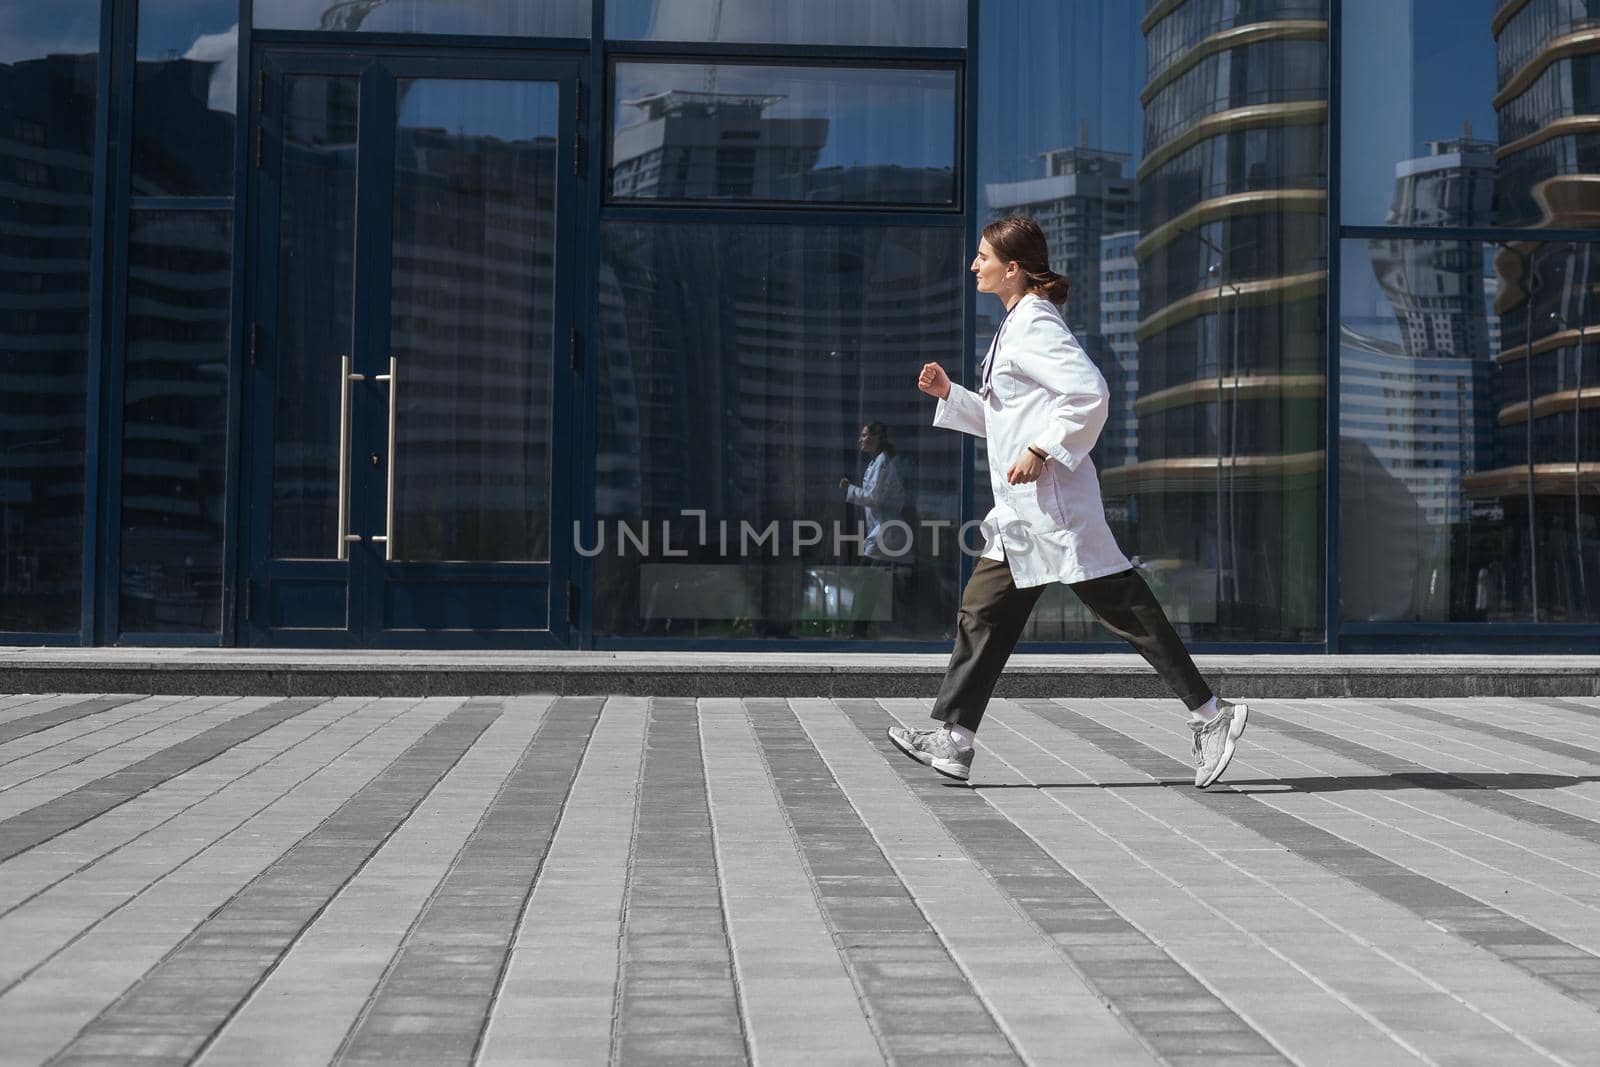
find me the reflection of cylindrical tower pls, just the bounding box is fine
[1112,0,1328,639]
[1465,0,1600,621]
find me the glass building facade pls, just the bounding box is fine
[2,0,1595,650]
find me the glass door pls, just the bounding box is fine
[244,50,581,647]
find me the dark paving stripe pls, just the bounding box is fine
[840,700,1287,1065]
[1375,700,1600,764]
[47,699,503,1067]
[1526,697,1600,720]
[0,696,143,746]
[1252,708,1600,848]
[746,699,1021,1065]
[337,697,604,1065]
[0,698,323,862]
[614,697,749,1066]
[1024,700,1600,1010]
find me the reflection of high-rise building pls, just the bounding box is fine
[984,144,1137,482]
[1360,138,1496,530]
[1115,0,1329,638]
[1371,136,1496,361]
[611,90,828,199]
[1099,230,1140,474]
[0,54,97,632]
[1465,3,1600,620]
[985,145,1137,340]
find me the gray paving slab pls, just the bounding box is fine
[0,696,143,746]
[0,699,321,860]
[337,697,602,1063]
[1024,699,1600,1011]
[835,698,1286,1065]
[2,693,1600,1065]
[46,699,504,1065]
[614,697,749,1064]
[747,699,1023,1064]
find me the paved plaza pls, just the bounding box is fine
[2,691,1599,1065]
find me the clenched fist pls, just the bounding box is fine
[917,362,951,399]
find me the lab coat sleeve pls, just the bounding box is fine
[931,382,987,438]
[1011,314,1109,471]
[846,456,901,509]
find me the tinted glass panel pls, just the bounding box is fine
[134,2,236,196]
[0,5,99,633]
[1341,236,1600,623]
[254,0,590,37]
[120,211,231,633]
[595,223,963,640]
[610,63,957,205]
[605,0,964,47]
[1343,0,1600,227]
[980,0,1328,643]
[390,79,558,563]
[271,74,358,559]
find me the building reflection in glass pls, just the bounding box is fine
[1342,1,1600,623]
[0,32,98,633]
[1115,0,1329,641]
[973,1,1328,643]
[133,2,238,197]
[119,213,232,633]
[595,223,963,640]
[389,80,558,564]
[609,64,958,206]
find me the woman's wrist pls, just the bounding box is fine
[1027,445,1048,462]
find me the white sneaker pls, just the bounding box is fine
[887,725,974,782]
[1191,699,1248,789]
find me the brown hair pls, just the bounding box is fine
[981,215,1071,306]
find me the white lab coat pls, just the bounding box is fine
[844,451,909,561]
[932,293,1131,588]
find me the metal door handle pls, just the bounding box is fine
[372,357,397,560]
[336,356,365,559]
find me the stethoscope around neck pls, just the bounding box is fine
[978,293,1028,399]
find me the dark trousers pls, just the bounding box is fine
[930,557,1213,733]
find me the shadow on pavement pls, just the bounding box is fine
[967,773,1600,792]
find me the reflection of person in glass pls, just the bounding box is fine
[888,216,1248,786]
[840,422,912,635]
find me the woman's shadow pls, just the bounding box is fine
[968,772,1600,792]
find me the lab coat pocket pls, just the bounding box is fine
[1037,468,1071,529]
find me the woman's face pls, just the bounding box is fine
[970,238,1013,295]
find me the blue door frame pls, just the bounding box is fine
[241,45,585,649]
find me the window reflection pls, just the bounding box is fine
[134,2,237,196]
[982,0,1328,643]
[120,212,232,633]
[390,80,558,564]
[254,0,591,37]
[609,63,958,205]
[1344,0,1600,227]
[595,223,963,640]
[605,0,964,47]
[0,13,98,633]
[1342,237,1599,622]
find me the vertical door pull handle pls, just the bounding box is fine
[372,358,397,560]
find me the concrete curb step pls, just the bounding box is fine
[3,651,1598,698]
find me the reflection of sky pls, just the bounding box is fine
[398,79,558,144]
[609,0,964,47]
[252,0,590,36]
[0,2,100,63]
[613,64,956,171]
[1342,0,1499,226]
[137,2,238,113]
[978,0,1144,185]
